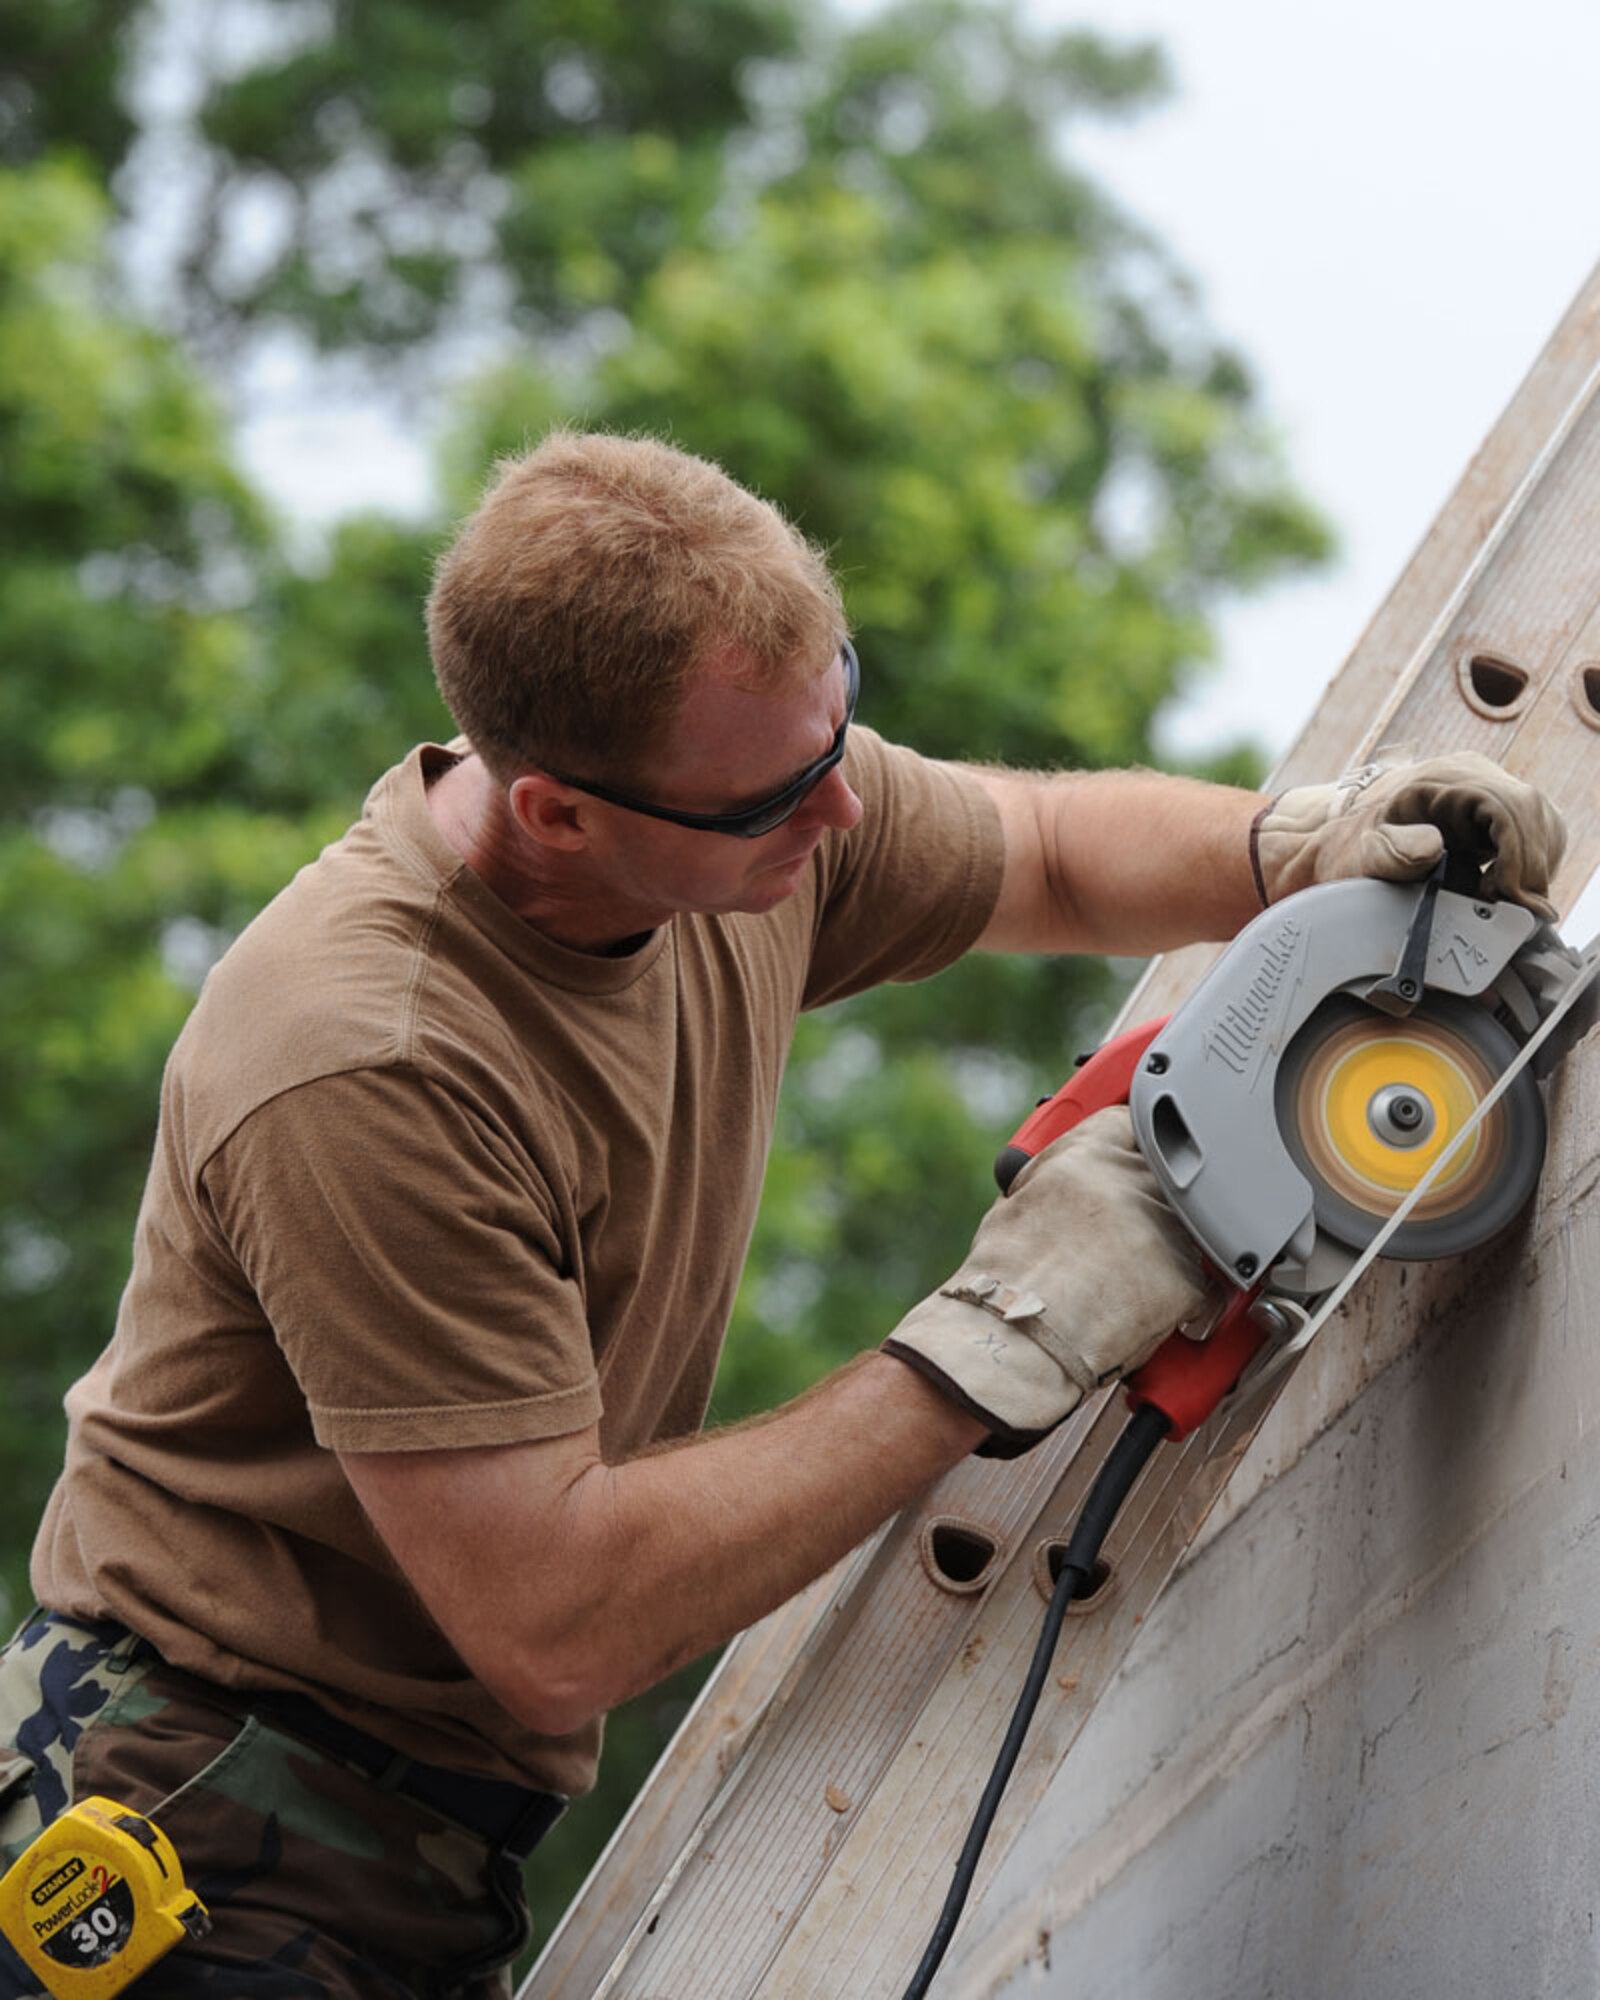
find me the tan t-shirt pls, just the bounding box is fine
[32,726,1004,1795]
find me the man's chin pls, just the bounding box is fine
[736,850,814,911]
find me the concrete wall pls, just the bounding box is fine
[953,1024,1600,2000]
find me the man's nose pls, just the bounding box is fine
[794,765,863,834]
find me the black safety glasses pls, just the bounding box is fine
[542,640,859,839]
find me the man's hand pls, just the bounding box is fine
[883,1107,1208,1455]
[1254,752,1567,920]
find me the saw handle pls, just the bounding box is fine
[996,1014,1268,1441]
[993,1017,1169,1193]
[1124,1293,1267,1440]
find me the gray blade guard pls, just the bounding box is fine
[1127,878,1537,1288]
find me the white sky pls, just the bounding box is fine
[239,0,1600,782]
[1045,0,1600,765]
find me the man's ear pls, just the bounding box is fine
[507,773,594,853]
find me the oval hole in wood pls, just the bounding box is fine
[1033,1539,1114,1614]
[1575,661,1600,732]
[920,1518,999,1595]
[1461,653,1531,717]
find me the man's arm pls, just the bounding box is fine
[966,750,1573,958]
[341,1355,985,1739]
[961,765,1265,957]
[339,1061,1213,1741]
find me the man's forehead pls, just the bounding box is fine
[653,644,849,806]
[695,639,843,693]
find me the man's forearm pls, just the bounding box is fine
[970,764,1267,956]
[349,1355,985,1738]
[538,1358,984,1726]
[1045,768,1265,951]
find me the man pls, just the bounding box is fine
[0,433,1565,1997]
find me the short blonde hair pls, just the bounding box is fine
[426,431,847,782]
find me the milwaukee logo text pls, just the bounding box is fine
[1203,919,1304,1075]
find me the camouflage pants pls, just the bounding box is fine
[0,1615,538,1999]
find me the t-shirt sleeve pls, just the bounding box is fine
[801,726,1007,1010]
[202,1066,603,1454]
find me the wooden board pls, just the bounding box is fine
[521,260,1600,2000]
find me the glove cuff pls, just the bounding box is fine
[882,1282,1089,1456]
[1249,801,1272,908]
[1256,772,1370,903]
[881,1339,1053,1458]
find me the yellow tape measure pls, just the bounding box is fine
[0,1797,209,1998]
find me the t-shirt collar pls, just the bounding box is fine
[370,742,673,995]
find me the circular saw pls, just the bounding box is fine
[998,865,1595,1435]
[1121,870,1593,1304]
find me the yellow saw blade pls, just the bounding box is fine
[1275,992,1546,1260]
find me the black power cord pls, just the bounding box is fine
[902,1401,1173,2000]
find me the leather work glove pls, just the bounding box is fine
[1253,751,1567,921]
[883,1107,1208,1456]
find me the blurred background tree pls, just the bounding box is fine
[0,0,1329,1955]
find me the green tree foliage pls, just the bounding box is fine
[0,156,274,1607]
[0,163,457,1623]
[1,0,1331,1958]
[166,0,804,353]
[0,0,146,171]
